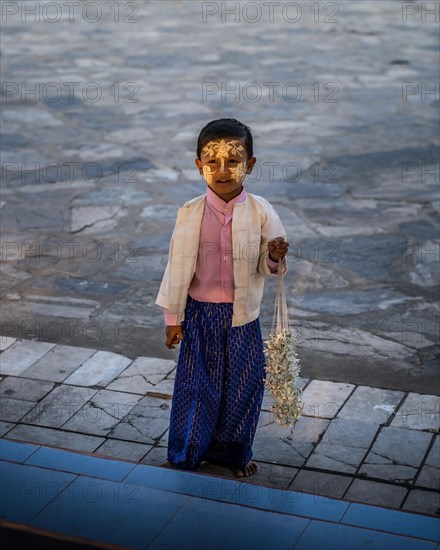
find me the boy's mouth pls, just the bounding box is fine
[216,179,230,184]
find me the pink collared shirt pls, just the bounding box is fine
[164,186,278,325]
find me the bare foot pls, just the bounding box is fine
[161,460,175,469]
[233,460,258,478]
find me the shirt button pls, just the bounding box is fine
[223,255,228,261]
[223,282,229,288]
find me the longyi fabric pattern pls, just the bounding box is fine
[167,295,267,471]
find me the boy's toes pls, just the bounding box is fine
[234,460,257,478]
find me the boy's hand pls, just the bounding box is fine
[166,325,184,349]
[268,237,289,261]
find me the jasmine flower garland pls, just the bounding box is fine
[264,327,304,427]
[263,257,304,427]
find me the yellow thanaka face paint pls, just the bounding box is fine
[229,161,247,183]
[201,139,247,185]
[202,165,214,185]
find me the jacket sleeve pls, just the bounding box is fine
[257,200,288,277]
[155,219,178,310]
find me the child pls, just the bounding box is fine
[156,118,288,478]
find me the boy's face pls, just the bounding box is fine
[195,137,256,202]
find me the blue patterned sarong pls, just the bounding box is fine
[167,295,267,471]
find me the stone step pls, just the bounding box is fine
[1,439,439,550]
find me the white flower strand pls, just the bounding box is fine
[263,327,304,428]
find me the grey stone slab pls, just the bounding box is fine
[21,384,98,428]
[415,435,439,490]
[359,427,434,483]
[140,205,178,221]
[416,465,440,491]
[402,489,440,516]
[296,323,414,360]
[0,397,36,422]
[391,393,440,432]
[0,340,56,375]
[243,463,298,490]
[265,204,318,239]
[94,439,152,462]
[5,295,100,320]
[147,378,175,399]
[253,416,330,467]
[72,188,152,206]
[2,108,62,127]
[106,357,176,394]
[0,421,15,437]
[0,376,55,402]
[289,470,352,500]
[62,390,143,436]
[294,288,418,316]
[4,424,104,453]
[320,419,380,449]
[113,255,169,282]
[95,285,165,328]
[334,233,413,283]
[337,386,405,424]
[0,337,17,351]
[399,221,440,241]
[29,276,130,297]
[2,205,64,231]
[409,256,440,288]
[70,206,128,233]
[140,446,169,468]
[301,380,355,419]
[425,436,439,468]
[23,345,97,382]
[63,351,132,387]
[286,260,350,295]
[305,445,367,474]
[378,331,435,350]
[0,264,31,282]
[108,395,171,445]
[305,419,380,474]
[344,479,408,508]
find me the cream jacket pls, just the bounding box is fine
[155,192,287,327]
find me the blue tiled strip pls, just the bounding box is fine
[294,520,438,550]
[1,461,77,524]
[25,445,137,481]
[1,439,439,550]
[0,439,40,463]
[342,502,440,543]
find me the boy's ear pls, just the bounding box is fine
[246,156,257,173]
[195,158,203,175]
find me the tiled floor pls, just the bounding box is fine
[1,439,439,550]
[1,338,439,517]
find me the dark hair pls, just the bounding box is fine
[196,118,253,159]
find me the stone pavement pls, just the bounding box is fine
[1,337,439,518]
[0,0,439,394]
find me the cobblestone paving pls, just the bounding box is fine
[1,1,439,393]
[1,338,439,515]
